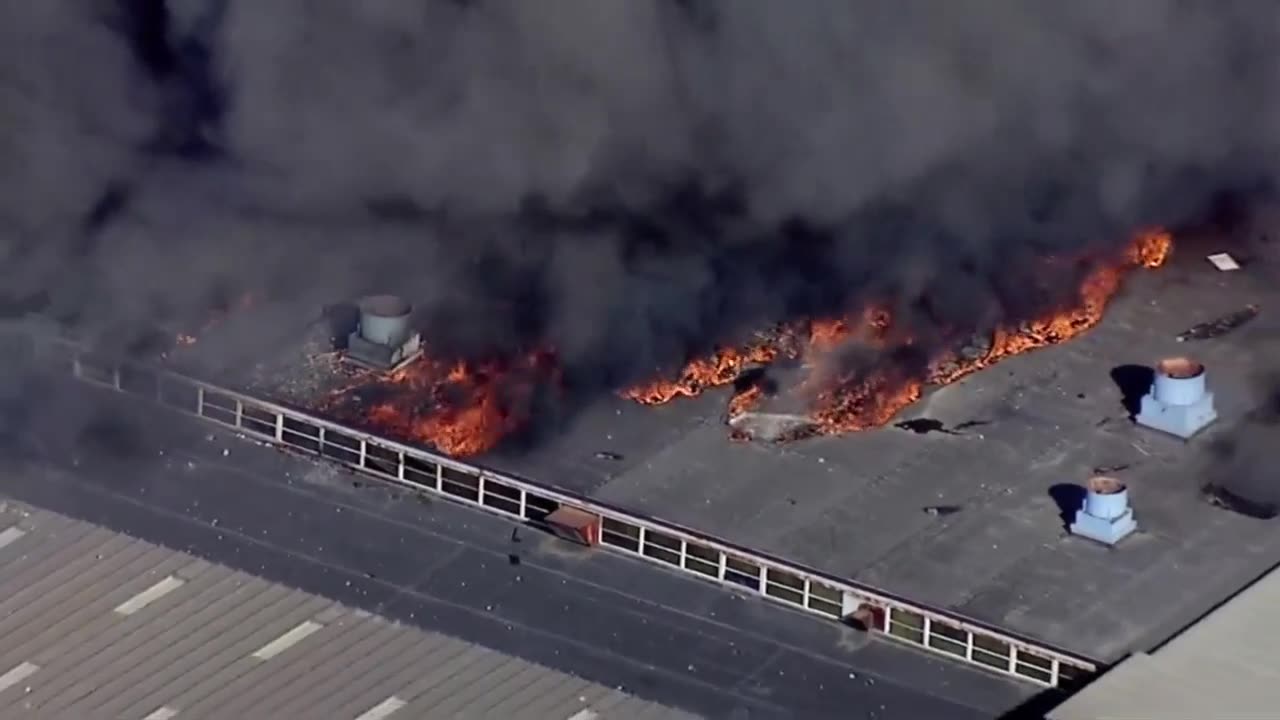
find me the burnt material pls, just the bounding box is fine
[896,418,954,435]
[894,418,987,435]
[1176,305,1260,342]
[1203,484,1279,520]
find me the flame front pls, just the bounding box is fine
[621,339,794,405]
[328,229,1172,454]
[325,350,558,457]
[626,229,1174,437]
[621,307,894,410]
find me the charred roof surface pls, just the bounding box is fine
[170,234,1280,665]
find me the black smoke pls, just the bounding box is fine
[1204,374,1280,519]
[1,1,1278,394]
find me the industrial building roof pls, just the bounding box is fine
[473,237,1280,664]
[157,231,1280,668]
[0,502,698,720]
[1047,560,1280,720]
[0,382,1035,718]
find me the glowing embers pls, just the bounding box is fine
[630,229,1174,442]
[324,348,559,458]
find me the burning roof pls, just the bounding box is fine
[623,228,1172,442]
[311,229,1172,457]
[322,350,560,458]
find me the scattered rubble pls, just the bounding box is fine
[726,411,817,443]
[1176,304,1259,342]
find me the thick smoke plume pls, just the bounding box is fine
[1205,373,1280,518]
[2,1,1278,393]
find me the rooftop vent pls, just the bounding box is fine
[1069,476,1137,546]
[1134,356,1218,439]
[344,295,423,372]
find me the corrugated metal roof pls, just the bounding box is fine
[1049,562,1280,720]
[0,501,702,720]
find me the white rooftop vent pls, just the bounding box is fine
[1134,357,1218,439]
[344,295,423,372]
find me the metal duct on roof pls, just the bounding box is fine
[1135,356,1218,439]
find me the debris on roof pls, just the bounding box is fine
[1175,304,1259,342]
[1206,252,1242,271]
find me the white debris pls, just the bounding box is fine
[1207,252,1241,271]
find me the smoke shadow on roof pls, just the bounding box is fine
[1201,372,1280,520]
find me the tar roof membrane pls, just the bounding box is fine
[169,234,1280,665]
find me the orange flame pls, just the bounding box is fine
[327,229,1172,453]
[807,229,1172,435]
[628,229,1174,439]
[621,337,796,405]
[726,383,766,418]
[809,318,852,349]
[621,300,907,411]
[326,349,558,457]
[931,228,1170,385]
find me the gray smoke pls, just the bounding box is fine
[1205,373,1280,519]
[1,1,1278,391]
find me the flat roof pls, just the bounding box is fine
[1048,560,1280,719]
[483,245,1280,664]
[141,234,1280,664]
[0,386,1034,718]
[0,503,696,719]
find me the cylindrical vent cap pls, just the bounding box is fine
[358,295,412,347]
[1084,476,1130,520]
[1153,356,1206,407]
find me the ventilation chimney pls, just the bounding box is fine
[1134,357,1218,439]
[1070,476,1137,546]
[344,295,423,371]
